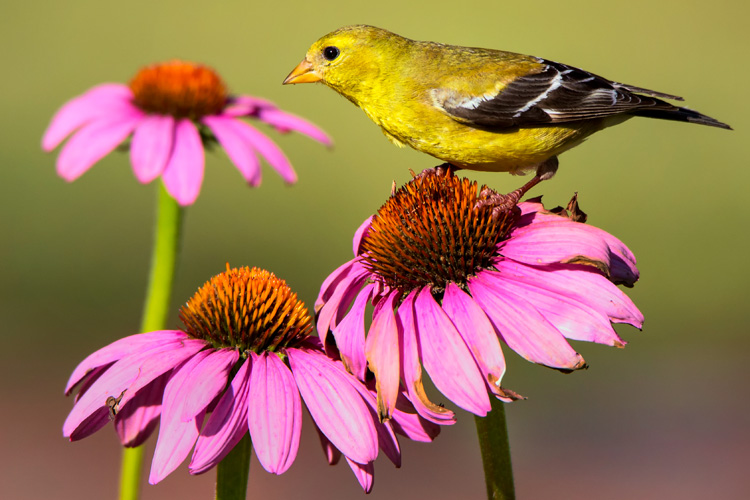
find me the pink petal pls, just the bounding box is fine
[178,348,238,422]
[442,283,511,400]
[149,350,213,484]
[130,114,175,183]
[229,120,297,183]
[68,407,110,441]
[42,83,134,151]
[257,108,333,146]
[56,111,144,181]
[248,352,303,475]
[115,372,168,447]
[288,348,378,464]
[65,330,187,395]
[492,275,625,346]
[414,288,491,416]
[161,119,205,206]
[222,95,277,117]
[316,260,355,314]
[63,339,195,438]
[117,339,208,410]
[345,458,374,493]
[190,357,252,475]
[315,428,342,465]
[495,260,643,327]
[502,219,612,270]
[332,283,373,380]
[202,115,262,186]
[316,264,368,339]
[365,291,400,420]
[390,392,441,442]
[396,292,456,425]
[469,272,585,370]
[352,217,373,257]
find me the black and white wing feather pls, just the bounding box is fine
[439,60,730,130]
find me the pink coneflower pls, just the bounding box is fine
[43,60,331,205]
[316,170,643,423]
[63,266,438,491]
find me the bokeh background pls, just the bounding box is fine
[2,0,747,498]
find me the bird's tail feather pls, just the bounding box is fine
[631,105,732,130]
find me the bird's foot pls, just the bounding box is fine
[476,174,545,220]
[410,163,461,180]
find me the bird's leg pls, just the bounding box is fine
[475,156,558,219]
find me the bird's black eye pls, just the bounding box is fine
[323,46,340,61]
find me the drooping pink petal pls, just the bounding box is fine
[494,260,643,327]
[469,272,586,371]
[65,330,187,395]
[491,275,626,346]
[149,350,214,484]
[178,348,238,422]
[56,111,144,181]
[229,120,297,183]
[190,357,252,475]
[365,291,400,421]
[63,339,196,438]
[74,365,110,402]
[248,352,303,475]
[42,84,134,151]
[390,392,441,442]
[288,348,378,465]
[68,407,110,441]
[502,219,612,270]
[352,217,373,256]
[345,458,374,493]
[116,339,207,410]
[222,95,277,117]
[332,283,373,380]
[130,114,175,183]
[414,288,491,416]
[202,115,262,186]
[257,108,333,146]
[315,427,342,465]
[161,119,205,206]
[442,283,512,401]
[316,264,368,339]
[396,291,456,425]
[315,260,355,315]
[115,372,168,447]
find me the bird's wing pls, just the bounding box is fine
[437,59,684,129]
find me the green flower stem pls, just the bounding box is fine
[215,434,252,500]
[119,182,184,500]
[474,398,516,500]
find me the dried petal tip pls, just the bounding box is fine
[361,169,519,292]
[179,265,313,352]
[129,60,228,119]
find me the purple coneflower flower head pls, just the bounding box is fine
[316,170,644,424]
[42,60,331,205]
[63,266,438,491]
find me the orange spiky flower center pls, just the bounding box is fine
[179,266,313,352]
[360,171,519,293]
[129,60,228,119]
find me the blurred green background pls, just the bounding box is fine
[1,0,747,498]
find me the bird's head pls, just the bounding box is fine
[283,25,406,104]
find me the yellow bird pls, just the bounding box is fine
[284,25,730,182]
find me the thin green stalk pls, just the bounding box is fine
[119,182,184,500]
[474,398,515,500]
[215,434,252,500]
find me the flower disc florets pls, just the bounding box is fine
[129,60,228,119]
[360,171,519,292]
[179,266,313,352]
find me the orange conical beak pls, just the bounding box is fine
[283,59,322,85]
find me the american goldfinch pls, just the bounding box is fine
[284,25,730,180]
